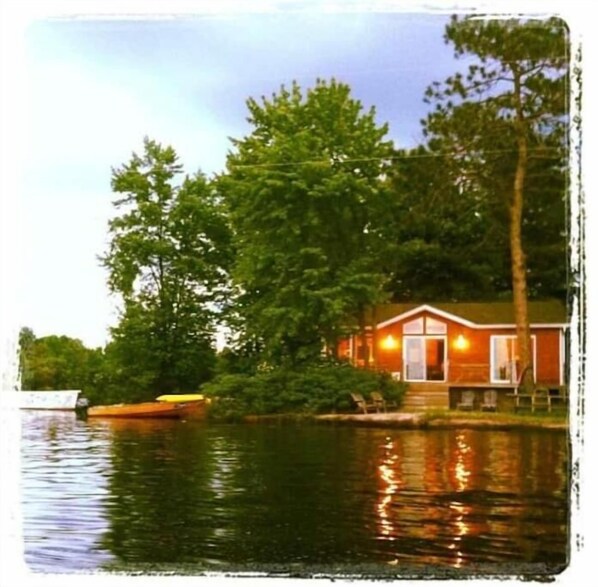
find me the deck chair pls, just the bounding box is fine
[371,391,398,413]
[481,389,497,412]
[370,391,387,413]
[350,393,376,414]
[457,390,475,411]
[513,365,548,413]
[531,387,550,412]
[515,365,534,394]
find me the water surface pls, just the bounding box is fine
[20,411,569,577]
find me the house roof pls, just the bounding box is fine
[372,300,568,328]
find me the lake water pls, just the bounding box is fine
[18,411,569,578]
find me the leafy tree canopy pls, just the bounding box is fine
[18,328,101,395]
[421,15,568,389]
[220,79,394,366]
[101,138,231,399]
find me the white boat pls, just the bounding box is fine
[0,390,81,410]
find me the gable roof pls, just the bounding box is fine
[373,300,568,329]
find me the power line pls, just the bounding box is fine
[228,147,564,169]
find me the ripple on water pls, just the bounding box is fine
[20,416,569,574]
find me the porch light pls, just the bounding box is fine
[380,334,399,350]
[454,334,469,350]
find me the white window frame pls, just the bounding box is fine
[490,334,537,384]
[403,335,447,382]
[403,317,424,334]
[425,316,447,334]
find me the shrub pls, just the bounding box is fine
[201,362,406,420]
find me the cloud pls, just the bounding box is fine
[17,12,452,347]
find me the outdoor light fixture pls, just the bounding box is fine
[454,334,469,350]
[381,334,399,350]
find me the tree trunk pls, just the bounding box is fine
[371,305,378,369]
[358,305,369,368]
[511,68,534,394]
[327,332,340,360]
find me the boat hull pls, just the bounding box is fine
[2,390,80,410]
[87,400,206,419]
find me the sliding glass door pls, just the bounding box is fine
[404,336,446,382]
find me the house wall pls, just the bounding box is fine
[342,310,563,386]
[447,324,490,383]
[534,328,562,384]
[375,312,493,381]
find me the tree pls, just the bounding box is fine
[220,79,394,366]
[424,16,568,390]
[386,146,505,301]
[101,138,232,400]
[18,330,98,392]
[18,326,36,390]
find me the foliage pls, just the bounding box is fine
[220,79,394,366]
[100,138,231,401]
[386,141,566,303]
[202,361,406,420]
[386,146,504,301]
[422,16,568,388]
[18,326,36,390]
[18,328,105,401]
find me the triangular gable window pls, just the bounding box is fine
[426,317,447,334]
[403,316,447,334]
[403,317,424,334]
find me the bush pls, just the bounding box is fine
[201,362,407,420]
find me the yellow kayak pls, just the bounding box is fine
[156,394,205,403]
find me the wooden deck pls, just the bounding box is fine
[402,383,450,411]
[403,381,568,412]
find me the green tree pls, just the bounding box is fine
[386,146,504,301]
[221,79,394,366]
[18,331,97,392]
[423,16,568,390]
[101,138,232,400]
[386,140,566,304]
[18,326,36,390]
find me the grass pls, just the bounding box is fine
[418,408,568,427]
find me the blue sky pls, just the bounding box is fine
[4,5,584,350]
[19,11,465,348]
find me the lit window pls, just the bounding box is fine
[490,335,536,383]
[426,317,447,334]
[403,317,424,334]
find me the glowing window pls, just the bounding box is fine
[403,317,424,334]
[426,317,447,334]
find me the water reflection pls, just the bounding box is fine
[452,431,473,492]
[376,437,402,540]
[21,411,115,572]
[20,417,569,575]
[367,429,568,570]
[447,432,473,568]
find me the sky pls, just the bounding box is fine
[14,9,464,349]
[0,1,591,355]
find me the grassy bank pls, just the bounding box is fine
[313,409,568,430]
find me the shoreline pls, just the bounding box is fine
[241,411,568,431]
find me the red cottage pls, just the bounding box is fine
[338,301,568,411]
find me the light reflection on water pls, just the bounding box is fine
[19,412,569,575]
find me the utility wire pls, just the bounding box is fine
[228,146,564,169]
